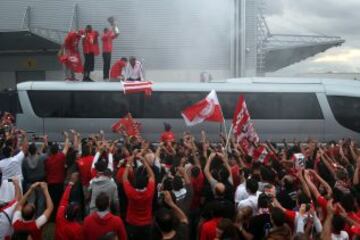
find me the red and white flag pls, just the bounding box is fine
[122,81,153,96]
[232,96,259,143]
[181,90,224,126]
[58,51,83,73]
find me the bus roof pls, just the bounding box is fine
[16,78,360,95]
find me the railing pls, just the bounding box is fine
[20,5,75,45]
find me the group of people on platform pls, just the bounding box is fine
[2,110,360,240]
[59,18,145,82]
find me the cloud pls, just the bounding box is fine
[313,49,360,63]
[263,0,360,73]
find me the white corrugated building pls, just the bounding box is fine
[0,0,344,89]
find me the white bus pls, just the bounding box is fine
[16,78,360,142]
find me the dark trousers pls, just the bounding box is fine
[83,53,94,81]
[103,52,111,80]
[48,183,64,221]
[126,223,152,240]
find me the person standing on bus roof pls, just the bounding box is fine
[82,25,96,82]
[102,25,119,81]
[122,57,145,81]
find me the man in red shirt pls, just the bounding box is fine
[77,145,94,191]
[123,155,155,240]
[110,57,128,81]
[82,25,97,82]
[200,216,222,240]
[160,123,176,143]
[83,192,127,240]
[55,173,83,240]
[102,26,119,80]
[45,132,70,220]
[12,182,53,240]
[59,30,83,80]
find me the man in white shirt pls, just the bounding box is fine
[234,181,249,205]
[0,177,21,239]
[0,133,28,203]
[122,56,145,81]
[237,178,261,215]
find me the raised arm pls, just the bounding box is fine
[70,130,80,152]
[178,166,191,185]
[309,169,332,197]
[91,141,104,170]
[12,177,22,202]
[204,152,217,183]
[219,152,233,185]
[62,131,70,155]
[319,148,337,179]
[354,156,360,185]
[303,170,321,200]
[40,182,54,220]
[123,156,134,183]
[142,155,155,181]
[163,191,188,224]
[350,140,358,162]
[56,174,77,222]
[297,170,311,199]
[40,135,48,154]
[107,142,115,172]
[15,182,41,211]
[320,200,334,240]
[19,130,29,155]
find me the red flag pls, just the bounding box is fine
[232,96,259,143]
[58,51,83,73]
[252,145,271,165]
[122,81,153,96]
[112,113,140,137]
[181,90,224,126]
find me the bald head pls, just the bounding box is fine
[144,152,155,165]
[22,203,36,221]
[214,182,225,197]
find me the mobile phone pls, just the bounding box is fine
[7,179,13,182]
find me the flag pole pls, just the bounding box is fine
[222,118,228,141]
[225,124,233,151]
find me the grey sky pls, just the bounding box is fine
[264,0,360,74]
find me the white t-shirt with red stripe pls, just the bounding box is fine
[0,200,17,239]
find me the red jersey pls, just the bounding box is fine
[64,31,81,53]
[124,179,155,226]
[110,60,126,79]
[231,165,241,187]
[92,31,100,56]
[115,166,134,184]
[77,155,94,186]
[200,217,221,240]
[190,170,205,209]
[55,185,83,240]
[45,152,66,184]
[160,131,176,142]
[83,212,127,240]
[13,215,43,240]
[82,31,95,54]
[102,30,116,53]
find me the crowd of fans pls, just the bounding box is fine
[1,111,360,240]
